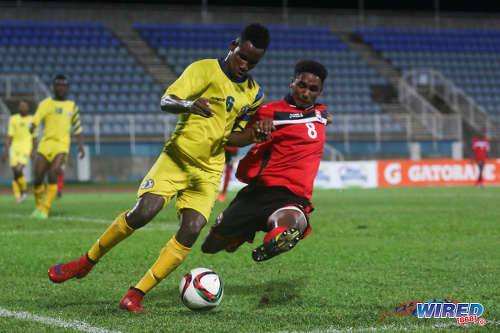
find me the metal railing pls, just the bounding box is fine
[0,98,9,114]
[401,69,497,138]
[398,72,447,139]
[0,74,51,102]
[1,112,463,156]
[325,113,461,153]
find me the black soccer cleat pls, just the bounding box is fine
[252,228,301,262]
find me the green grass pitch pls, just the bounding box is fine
[0,185,499,332]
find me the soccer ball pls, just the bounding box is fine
[179,267,224,311]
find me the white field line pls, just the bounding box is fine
[0,306,124,333]
[5,213,177,230]
[275,319,500,333]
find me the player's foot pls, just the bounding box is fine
[119,287,146,312]
[252,228,301,262]
[31,208,48,219]
[217,194,226,203]
[48,254,95,283]
[16,192,27,204]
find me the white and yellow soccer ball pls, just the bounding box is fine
[179,267,224,311]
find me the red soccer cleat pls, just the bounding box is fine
[119,287,146,312]
[48,254,95,283]
[217,193,226,203]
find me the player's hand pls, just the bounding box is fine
[326,112,333,124]
[190,98,215,118]
[1,151,7,163]
[30,150,35,159]
[251,119,275,143]
[78,145,85,159]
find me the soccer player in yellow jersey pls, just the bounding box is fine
[1,100,37,203]
[30,74,85,219]
[48,23,273,312]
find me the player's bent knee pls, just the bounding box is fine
[125,194,164,229]
[269,207,308,234]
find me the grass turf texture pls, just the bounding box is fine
[0,186,499,333]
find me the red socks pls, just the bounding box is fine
[263,226,288,243]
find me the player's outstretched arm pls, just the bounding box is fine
[76,133,85,159]
[1,136,12,163]
[326,112,333,124]
[227,119,275,147]
[160,95,214,118]
[30,137,37,159]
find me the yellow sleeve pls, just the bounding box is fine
[164,60,210,100]
[32,99,49,126]
[31,118,39,138]
[71,104,82,135]
[7,117,14,137]
[232,85,265,133]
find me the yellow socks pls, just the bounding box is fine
[34,184,45,210]
[17,176,27,193]
[135,236,191,294]
[44,184,58,214]
[12,180,20,200]
[87,211,135,262]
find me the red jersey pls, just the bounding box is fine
[236,96,328,201]
[472,137,490,161]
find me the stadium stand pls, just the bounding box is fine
[134,23,407,136]
[0,20,164,136]
[356,27,500,120]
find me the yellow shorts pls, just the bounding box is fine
[137,150,222,221]
[9,146,30,167]
[37,139,69,163]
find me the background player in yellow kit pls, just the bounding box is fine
[30,74,85,219]
[48,23,273,312]
[1,100,37,203]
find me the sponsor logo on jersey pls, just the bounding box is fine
[289,113,304,119]
[210,97,225,102]
[140,179,154,189]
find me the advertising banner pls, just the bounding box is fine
[378,159,500,187]
[314,161,378,189]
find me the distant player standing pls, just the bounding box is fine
[471,132,490,187]
[202,60,331,261]
[1,100,37,203]
[47,24,272,312]
[30,74,85,218]
[217,145,239,202]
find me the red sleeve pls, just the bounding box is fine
[245,103,273,130]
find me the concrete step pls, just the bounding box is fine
[106,23,179,91]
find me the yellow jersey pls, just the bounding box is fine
[7,114,36,150]
[163,58,264,173]
[32,97,82,148]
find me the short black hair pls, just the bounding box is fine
[53,74,68,83]
[294,60,328,83]
[240,23,270,50]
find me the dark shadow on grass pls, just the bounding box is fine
[147,276,308,311]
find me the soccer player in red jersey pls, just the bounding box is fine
[471,132,490,187]
[201,59,332,261]
[217,145,239,202]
